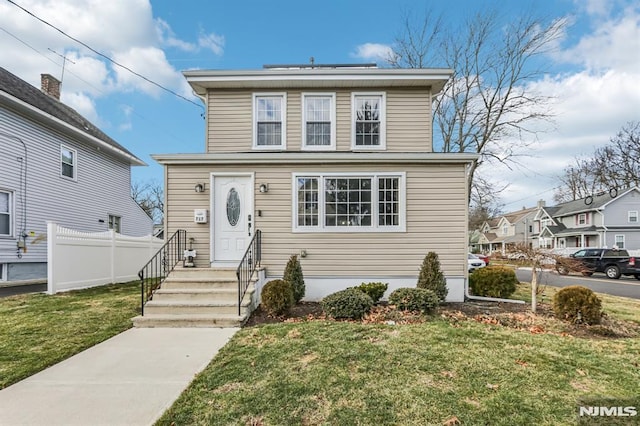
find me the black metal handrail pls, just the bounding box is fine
[236,229,261,316]
[138,229,186,316]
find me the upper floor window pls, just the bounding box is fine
[253,93,286,149]
[302,93,336,150]
[61,145,77,179]
[352,93,386,150]
[629,211,638,223]
[108,215,121,233]
[577,213,587,225]
[0,190,12,237]
[502,224,509,235]
[540,218,552,227]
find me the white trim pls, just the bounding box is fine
[351,92,386,151]
[0,263,6,281]
[209,172,255,265]
[60,144,77,181]
[0,189,15,238]
[252,92,287,150]
[614,234,625,249]
[628,210,638,223]
[301,92,336,151]
[291,171,406,233]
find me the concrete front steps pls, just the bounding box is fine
[132,267,255,328]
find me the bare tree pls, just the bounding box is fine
[132,180,164,224]
[468,175,505,229]
[554,122,640,201]
[388,9,567,200]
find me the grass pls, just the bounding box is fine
[158,288,640,425]
[0,281,139,389]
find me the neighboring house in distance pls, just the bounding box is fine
[476,207,537,254]
[153,64,477,303]
[0,67,152,283]
[531,187,640,250]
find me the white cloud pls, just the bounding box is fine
[557,8,640,72]
[62,91,99,125]
[198,32,225,56]
[0,0,215,126]
[352,43,393,62]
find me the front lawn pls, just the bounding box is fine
[158,286,640,425]
[0,281,139,389]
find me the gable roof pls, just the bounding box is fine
[0,67,144,166]
[551,192,612,216]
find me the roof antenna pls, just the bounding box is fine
[48,48,76,86]
[310,56,315,68]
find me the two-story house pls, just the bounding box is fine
[0,67,152,284]
[151,64,477,317]
[476,207,537,254]
[532,187,640,250]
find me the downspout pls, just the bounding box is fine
[464,277,525,304]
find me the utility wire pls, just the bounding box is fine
[5,0,204,111]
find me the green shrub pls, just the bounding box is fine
[417,252,448,302]
[389,288,439,314]
[356,282,388,304]
[261,279,294,316]
[552,285,602,325]
[283,254,305,303]
[322,288,373,320]
[468,266,518,298]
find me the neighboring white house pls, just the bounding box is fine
[0,67,153,283]
[153,64,477,304]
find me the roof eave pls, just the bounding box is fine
[184,68,453,96]
[151,152,479,165]
[1,90,146,166]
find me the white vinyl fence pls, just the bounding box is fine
[47,222,164,294]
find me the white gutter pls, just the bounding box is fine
[152,152,480,165]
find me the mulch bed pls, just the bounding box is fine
[244,300,640,339]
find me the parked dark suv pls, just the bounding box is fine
[558,248,640,279]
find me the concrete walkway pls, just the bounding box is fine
[0,327,239,426]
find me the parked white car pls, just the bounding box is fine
[468,253,486,272]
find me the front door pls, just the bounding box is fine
[212,175,253,264]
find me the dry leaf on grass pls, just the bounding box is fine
[443,415,461,425]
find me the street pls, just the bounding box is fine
[515,268,640,299]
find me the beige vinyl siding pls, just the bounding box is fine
[165,162,467,277]
[386,89,432,152]
[207,90,252,152]
[206,88,433,153]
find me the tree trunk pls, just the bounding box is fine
[531,266,538,313]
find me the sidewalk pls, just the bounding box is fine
[0,327,239,426]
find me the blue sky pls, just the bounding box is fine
[1,0,639,210]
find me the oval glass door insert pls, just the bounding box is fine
[226,188,241,226]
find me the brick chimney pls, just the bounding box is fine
[41,74,61,100]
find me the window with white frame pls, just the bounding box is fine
[577,213,587,225]
[352,93,385,149]
[0,263,6,281]
[615,234,625,249]
[294,173,404,232]
[502,224,509,235]
[629,211,638,223]
[302,93,335,149]
[61,145,77,179]
[108,215,121,233]
[0,190,12,237]
[254,93,286,148]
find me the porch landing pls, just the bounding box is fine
[132,266,255,328]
